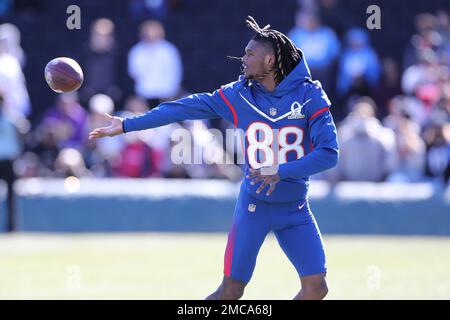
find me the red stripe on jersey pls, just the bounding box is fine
[224,223,237,277]
[310,107,330,121]
[219,88,238,127]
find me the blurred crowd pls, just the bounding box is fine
[0,0,449,186]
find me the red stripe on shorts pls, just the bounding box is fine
[224,223,237,277]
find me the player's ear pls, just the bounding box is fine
[265,53,275,69]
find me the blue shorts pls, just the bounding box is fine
[223,187,327,283]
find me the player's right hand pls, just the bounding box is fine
[88,113,124,139]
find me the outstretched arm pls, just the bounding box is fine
[89,91,235,140]
[122,94,221,133]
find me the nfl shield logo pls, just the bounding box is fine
[248,203,256,213]
[269,107,277,116]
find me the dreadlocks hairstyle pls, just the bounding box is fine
[228,16,303,85]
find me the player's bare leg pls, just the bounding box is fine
[205,276,246,300]
[294,273,328,300]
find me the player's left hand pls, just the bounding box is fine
[246,168,280,196]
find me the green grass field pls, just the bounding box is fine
[1,233,449,300]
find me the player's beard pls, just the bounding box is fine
[243,68,255,80]
[247,68,272,83]
[244,63,271,82]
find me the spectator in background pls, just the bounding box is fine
[428,82,450,125]
[120,95,168,176]
[112,130,158,178]
[436,11,450,41]
[80,18,121,103]
[403,13,443,70]
[402,48,450,123]
[0,93,21,231]
[336,28,381,109]
[112,96,162,178]
[0,23,25,67]
[387,117,426,182]
[0,31,30,122]
[54,148,92,178]
[13,151,39,178]
[401,49,441,96]
[288,10,340,95]
[383,95,427,135]
[84,93,121,177]
[436,11,450,65]
[128,20,183,108]
[38,93,88,150]
[422,121,450,184]
[336,97,396,181]
[30,125,60,176]
[373,58,402,119]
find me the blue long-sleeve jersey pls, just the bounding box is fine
[123,54,339,203]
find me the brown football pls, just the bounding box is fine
[45,57,84,93]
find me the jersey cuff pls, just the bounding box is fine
[122,118,127,133]
[278,164,290,180]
